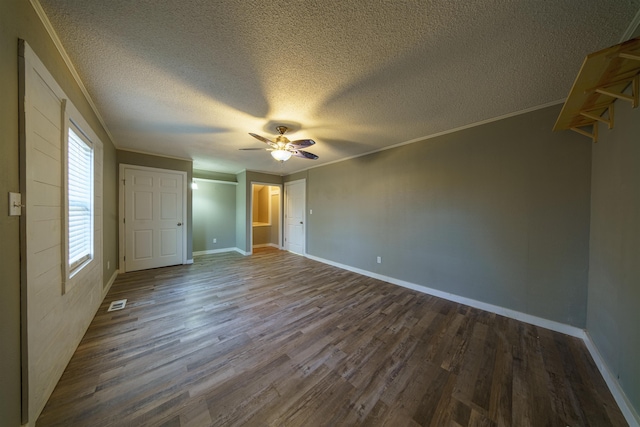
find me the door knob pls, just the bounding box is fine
[177,222,182,226]
[300,221,303,224]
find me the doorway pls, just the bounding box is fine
[251,183,282,250]
[284,179,306,255]
[119,164,187,272]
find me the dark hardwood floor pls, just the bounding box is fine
[37,248,627,426]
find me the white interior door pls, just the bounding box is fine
[285,180,305,255]
[124,167,185,272]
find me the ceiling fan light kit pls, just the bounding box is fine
[242,126,318,162]
[271,148,292,161]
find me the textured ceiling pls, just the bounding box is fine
[37,0,640,175]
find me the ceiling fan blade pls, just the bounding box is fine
[249,133,274,145]
[292,150,319,160]
[239,148,265,151]
[288,139,315,149]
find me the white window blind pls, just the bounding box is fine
[68,126,93,271]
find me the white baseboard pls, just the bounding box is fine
[252,243,280,249]
[305,253,639,426]
[193,247,251,257]
[583,332,640,427]
[103,269,118,296]
[186,259,194,264]
[305,254,583,337]
[193,247,238,256]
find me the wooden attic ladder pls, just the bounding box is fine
[554,36,640,143]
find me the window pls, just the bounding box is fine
[67,124,93,272]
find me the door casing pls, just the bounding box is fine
[119,164,187,272]
[284,179,306,255]
[249,182,283,253]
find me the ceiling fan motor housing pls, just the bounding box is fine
[245,125,318,160]
[275,135,290,147]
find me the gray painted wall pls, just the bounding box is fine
[587,98,640,416]
[284,170,309,183]
[1,1,119,424]
[1,3,25,423]
[305,104,592,327]
[117,150,193,260]
[0,4,634,423]
[103,142,118,282]
[193,180,237,252]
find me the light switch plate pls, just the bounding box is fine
[9,192,22,216]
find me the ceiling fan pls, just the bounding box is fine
[241,126,319,162]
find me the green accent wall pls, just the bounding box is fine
[587,97,640,418]
[193,169,237,183]
[305,104,592,327]
[193,180,237,252]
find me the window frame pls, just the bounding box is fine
[66,121,94,275]
[61,99,103,294]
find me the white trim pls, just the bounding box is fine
[193,247,239,256]
[21,41,105,425]
[305,252,640,425]
[103,270,118,296]
[284,179,306,255]
[186,259,193,265]
[118,164,188,271]
[252,243,280,249]
[583,332,640,427]
[305,253,584,337]
[249,182,283,253]
[193,178,238,185]
[621,6,640,42]
[289,99,565,175]
[29,0,116,147]
[194,246,279,257]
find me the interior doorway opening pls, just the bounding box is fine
[251,183,282,250]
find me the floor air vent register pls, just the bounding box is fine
[107,299,127,312]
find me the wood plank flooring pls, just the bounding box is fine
[36,248,627,426]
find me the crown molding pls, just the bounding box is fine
[290,98,565,176]
[29,0,117,147]
[621,5,640,42]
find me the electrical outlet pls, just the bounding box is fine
[213,238,217,243]
[310,209,313,215]
[377,256,382,264]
